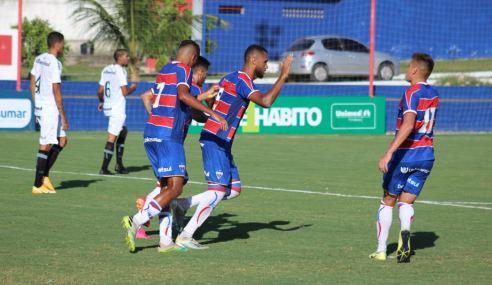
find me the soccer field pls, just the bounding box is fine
[0,132,491,284]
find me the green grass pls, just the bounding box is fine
[1,132,491,284]
[434,75,492,86]
[399,58,492,74]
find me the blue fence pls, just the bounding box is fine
[1,80,491,133]
[203,0,492,73]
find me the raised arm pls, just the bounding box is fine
[248,54,293,108]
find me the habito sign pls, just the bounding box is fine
[189,96,385,134]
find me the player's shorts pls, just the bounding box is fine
[37,115,66,145]
[106,113,126,136]
[144,137,186,178]
[201,143,240,186]
[382,159,434,197]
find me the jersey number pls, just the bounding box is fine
[418,107,437,133]
[35,76,41,94]
[104,81,111,98]
[153,83,165,108]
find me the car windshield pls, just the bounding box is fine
[286,39,315,51]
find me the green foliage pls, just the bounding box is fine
[12,17,71,72]
[70,0,195,80]
[205,15,230,55]
[434,75,492,86]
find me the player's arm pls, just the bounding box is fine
[196,85,219,101]
[141,89,153,115]
[121,83,137,96]
[190,108,209,123]
[379,112,417,173]
[177,85,228,131]
[97,85,104,111]
[248,54,293,108]
[53,83,69,130]
[30,74,36,103]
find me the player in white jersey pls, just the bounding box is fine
[30,32,69,194]
[97,49,137,175]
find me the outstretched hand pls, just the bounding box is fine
[280,54,294,79]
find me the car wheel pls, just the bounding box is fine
[377,62,394,80]
[310,64,329,82]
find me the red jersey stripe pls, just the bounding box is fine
[148,115,174,128]
[237,106,246,118]
[153,94,177,107]
[156,73,178,85]
[203,120,221,134]
[404,84,421,109]
[399,136,433,149]
[227,127,237,140]
[417,96,439,111]
[222,79,238,96]
[215,101,231,115]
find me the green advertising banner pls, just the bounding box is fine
[188,96,385,135]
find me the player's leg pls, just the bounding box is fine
[43,120,67,191]
[176,145,229,249]
[223,158,241,200]
[135,179,161,239]
[115,123,128,174]
[396,160,434,263]
[157,204,187,252]
[100,132,117,175]
[32,116,57,194]
[369,160,402,260]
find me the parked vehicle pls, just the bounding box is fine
[280,36,400,81]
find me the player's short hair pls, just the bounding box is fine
[192,56,211,72]
[412,52,434,79]
[244,45,268,63]
[178,40,200,57]
[47,32,64,48]
[114,49,128,62]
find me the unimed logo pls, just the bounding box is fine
[0,99,32,128]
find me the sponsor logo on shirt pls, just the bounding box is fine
[36,58,51,66]
[104,70,117,75]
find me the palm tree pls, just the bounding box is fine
[69,0,197,81]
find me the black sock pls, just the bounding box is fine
[34,150,49,187]
[116,136,126,165]
[101,142,114,171]
[45,144,63,177]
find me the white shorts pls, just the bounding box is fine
[106,113,126,136]
[37,115,66,145]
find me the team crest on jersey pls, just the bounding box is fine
[179,164,185,172]
[216,171,223,179]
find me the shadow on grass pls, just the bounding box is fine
[124,165,152,174]
[387,231,439,259]
[56,179,103,190]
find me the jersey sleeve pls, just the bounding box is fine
[190,84,202,97]
[116,66,128,87]
[237,76,259,99]
[176,64,192,88]
[50,60,62,84]
[99,69,105,86]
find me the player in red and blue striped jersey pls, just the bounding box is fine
[175,45,294,249]
[369,53,438,263]
[121,42,227,253]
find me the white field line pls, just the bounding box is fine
[1,164,491,210]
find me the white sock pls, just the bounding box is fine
[133,199,162,228]
[181,192,207,212]
[181,189,225,239]
[144,186,161,209]
[398,202,414,230]
[158,212,173,246]
[376,201,394,253]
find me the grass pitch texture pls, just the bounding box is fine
[0,132,491,284]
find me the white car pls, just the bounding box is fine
[280,36,400,81]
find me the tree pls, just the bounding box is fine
[12,17,71,78]
[70,0,196,81]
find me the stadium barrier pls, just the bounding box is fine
[1,80,491,133]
